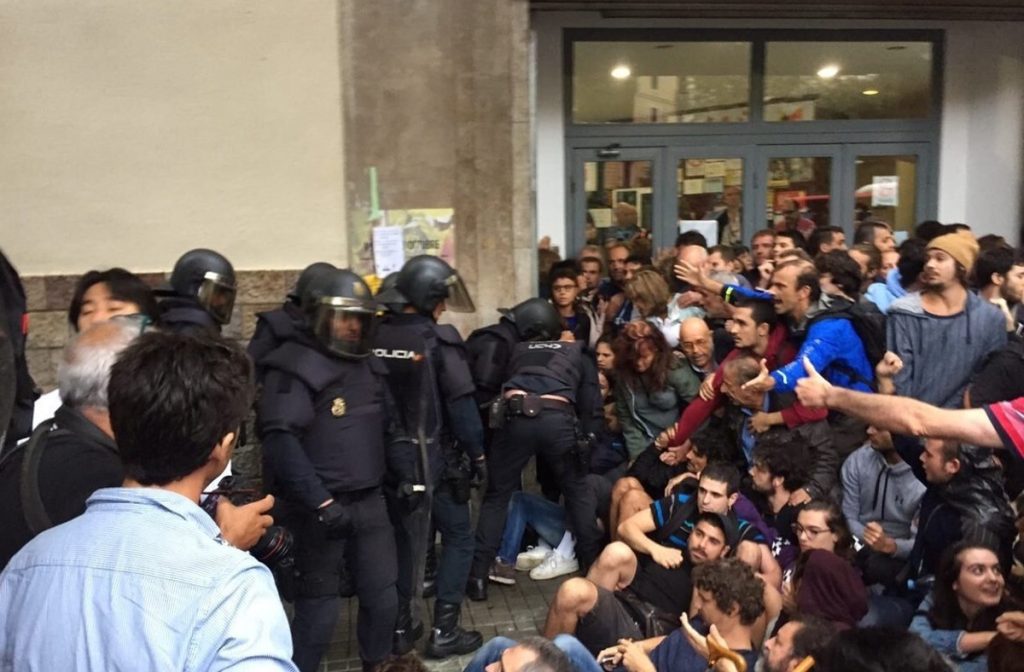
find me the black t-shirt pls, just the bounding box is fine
[0,407,122,569]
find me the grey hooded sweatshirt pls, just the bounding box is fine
[841,444,926,559]
[887,290,1006,408]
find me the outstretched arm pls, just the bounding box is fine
[795,357,1002,448]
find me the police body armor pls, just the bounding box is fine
[373,319,449,483]
[260,339,388,494]
[465,319,519,408]
[504,340,583,397]
[158,297,221,335]
[248,305,304,379]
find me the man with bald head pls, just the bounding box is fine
[669,245,710,324]
[0,317,271,569]
[678,317,716,377]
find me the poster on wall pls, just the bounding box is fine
[871,176,900,207]
[704,160,726,178]
[372,226,405,277]
[679,220,718,246]
[684,159,705,178]
[385,208,456,267]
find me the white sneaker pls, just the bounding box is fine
[529,552,579,580]
[515,546,552,571]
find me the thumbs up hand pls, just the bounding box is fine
[795,356,832,408]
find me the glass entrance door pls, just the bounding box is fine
[569,147,665,254]
[757,145,842,237]
[845,143,931,240]
[669,147,753,247]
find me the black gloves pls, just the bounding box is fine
[471,457,488,487]
[316,501,352,539]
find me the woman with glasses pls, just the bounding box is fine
[910,541,1022,672]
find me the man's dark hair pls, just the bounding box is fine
[675,231,708,248]
[751,228,776,242]
[378,655,429,672]
[732,244,750,256]
[732,297,777,328]
[807,226,844,258]
[788,616,837,666]
[988,633,1024,672]
[108,331,254,485]
[68,268,159,331]
[516,636,573,672]
[548,266,580,288]
[896,237,928,289]
[691,424,738,464]
[579,255,603,272]
[815,250,863,299]
[751,429,811,492]
[816,627,953,672]
[708,245,737,262]
[626,253,648,267]
[947,223,971,234]
[851,243,881,278]
[853,221,889,247]
[973,246,1024,289]
[977,234,1009,252]
[692,558,766,626]
[701,461,741,496]
[914,220,948,242]
[722,355,762,388]
[776,229,805,251]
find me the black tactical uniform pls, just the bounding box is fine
[156,248,237,335]
[469,326,604,600]
[256,269,417,672]
[374,255,485,659]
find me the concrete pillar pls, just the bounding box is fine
[339,0,533,333]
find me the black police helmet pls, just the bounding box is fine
[305,268,378,359]
[395,255,475,316]
[374,272,408,314]
[167,248,237,324]
[288,262,336,305]
[498,298,562,342]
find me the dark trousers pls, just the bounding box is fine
[472,409,602,577]
[284,489,398,672]
[391,483,475,608]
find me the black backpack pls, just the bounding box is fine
[808,297,887,387]
[0,249,36,451]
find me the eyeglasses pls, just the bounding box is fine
[792,523,830,539]
[551,284,577,293]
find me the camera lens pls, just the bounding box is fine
[250,526,294,567]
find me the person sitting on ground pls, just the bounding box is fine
[781,548,869,632]
[598,558,768,672]
[815,627,953,672]
[840,425,925,588]
[910,541,1021,672]
[746,430,811,572]
[757,615,836,672]
[463,635,585,672]
[788,500,857,579]
[543,509,737,654]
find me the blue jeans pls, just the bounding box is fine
[497,491,568,565]
[463,635,603,672]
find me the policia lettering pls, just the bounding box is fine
[255,267,418,672]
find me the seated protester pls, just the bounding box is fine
[866,237,927,314]
[627,270,682,348]
[609,423,738,543]
[589,371,628,477]
[490,491,576,585]
[910,541,1022,672]
[719,356,839,502]
[988,632,1024,672]
[657,297,826,454]
[816,627,955,672]
[594,334,616,379]
[758,615,837,672]
[549,264,594,348]
[747,430,812,573]
[612,321,699,463]
[840,426,926,587]
[543,510,738,654]
[599,558,768,672]
[893,435,1016,594]
[781,549,869,632]
[463,635,588,672]
[789,500,857,581]
[31,268,159,428]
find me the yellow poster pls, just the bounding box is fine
[385,208,456,267]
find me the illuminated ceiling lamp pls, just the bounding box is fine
[816,64,840,79]
[610,64,632,80]
[862,89,880,96]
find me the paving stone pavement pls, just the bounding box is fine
[314,571,575,672]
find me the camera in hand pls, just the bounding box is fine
[201,476,294,568]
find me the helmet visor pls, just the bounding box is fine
[312,300,377,359]
[444,273,475,313]
[197,272,237,324]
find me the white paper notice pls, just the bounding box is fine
[871,176,899,207]
[679,220,718,246]
[372,226,406,277]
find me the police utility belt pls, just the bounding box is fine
[488,392,572,429]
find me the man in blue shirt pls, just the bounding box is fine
[0,330,296,671]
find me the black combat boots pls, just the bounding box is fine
[425,600,483,659]
[392,604,423,656]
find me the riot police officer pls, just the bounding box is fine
[157,248,237,334]
[467,302,604,601]
[256,267,419,672]
[374,255,485,659]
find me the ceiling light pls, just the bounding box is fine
[816,64,840,79]
[611,65,631,80]
[862,89,880,96]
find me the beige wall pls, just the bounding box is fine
[0,1,347,276]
